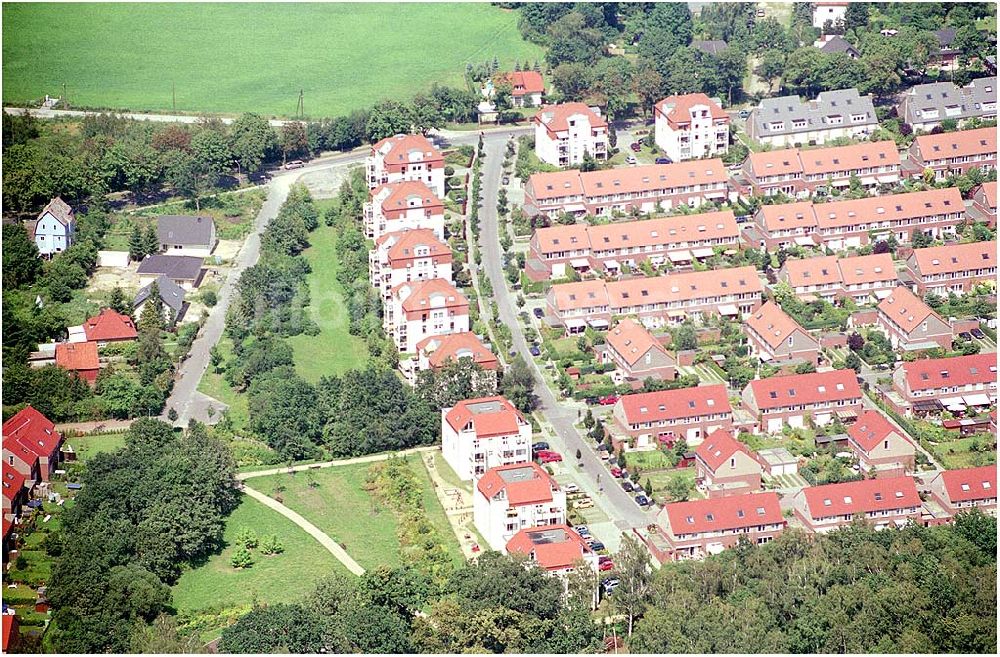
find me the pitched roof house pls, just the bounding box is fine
[793,476,922,533]
[846,409,915,476]
[744,301,820,366]
[2,406,63,481]
[747,89,878,147]
[55,342,100,385]
[875,286,952,351]
[601,319,676,382]
[441,396,532,481]
[611,384,733,448]
[694,429,763,495]
[81,308,138,344]
[137,255,204,291]
[156,215,217,257]
[33,196,76,257]
[474,462,565,550]
[742,369,862,434]
[134,275,188,326]
[533,102,609,167]
[907,127,997,180]
[905,240,997,296]
[505,525,597,576]
[655,492,785,560]
[928,465,997,517]
[891,353,997,415]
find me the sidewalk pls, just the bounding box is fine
[419,452,483,560]
[237,445,438,480]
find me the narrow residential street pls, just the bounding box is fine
[477,138,651,532]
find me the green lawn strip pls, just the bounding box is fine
[65,432,127,463]
[624,450,673,471]
[287,223,370,382]
[431,451,472,493]
[646,467,697,504]
[409,459,465,566]
[171,492,350,616]
[3,3,542,118]
[196,336,249,430]
[251,463,402,571]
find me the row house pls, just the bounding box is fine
[654,492,785,560]
[792,476,922,533]
[527,210,740,279]
[384,278,469,353]
[970,181,996,225]
[600,318,677,383]
[505,525,598,580]
[898,77,997,132]
[694,429,764,496]
[891,353,997,416]
[366,133,445,197]
[847,409,916,477]
[2,406,63,483]
[533,102,608,167]
[405,332,499,386]
[33,197,76,257]
[441,396,532,481]
[363,180,445,241]
[907,127,997,181]
[746,88,878,148]
[2,468,29,522]
[744,301,821,367]
[742,369,862,434]
[610,384,733,448]
[545,266,764,330]
[779,253,897,304]
[474,462,566,551]
[875,286,952,351]
[370,229,453,300]
[523,160,729,219]
[748,201,819,250]
[741,141,900,198]
[653,93,730,162]
[928,465,997,518]
[905,240,997,296]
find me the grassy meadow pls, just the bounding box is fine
[2,3,543,117]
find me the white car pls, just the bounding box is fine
[625,155,637,165]
[564,483,580,493]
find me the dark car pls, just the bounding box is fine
[530,346,541,357]
[596,444,611,452]
[585,396,600,405]
[533,307,544,319]
[502,175,510,185]
[738,109,750,119]
[518,311,529,320]
[532,441,550,451]
[621,481,634,493]
[971,328,986,339]
[588,540,606,552]
[735,214,751,224]
[630,142,642,152]
[958,331,973,340]
[635,494,650,506]
[654,157,672,164]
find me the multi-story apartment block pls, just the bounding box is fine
[905,240,996,296]
[474,462,566,551]
[370,229,453,300]
[441,396,532,481]
[742,369,862,434]
[366,133,445,197]
[891,353,997,416]
[533,102,608,167]
[505,525,599,579]
[741,141,900,198]
[928,465,997,518]
[611,384,733,448]
[907,127,997,181]
[746,89,878,148]
[653,93,730,162]
[363,180,445,241]
[847,409,916,477]
[792,476,922,533]
[694,429,764,494]
[404,332,499,386]
[385,278,469,353]
[527,210,739,279]
[523,160,729,219]
[546,266,763,330]
[898,77,997,131]
[600,318,677,383]
[745,301,821,367]
[654,492,785,560]
[875,286,952,351]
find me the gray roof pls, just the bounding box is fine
[900,77,997,125]
[816,35,859,57]
[37,197,74,226]
[934,27,958,52]
[136,255,203,280]
[133,275,186,314]
[157,215,215,247]
[691,39,728,55]
[749,88,878,138]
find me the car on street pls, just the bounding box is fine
[532,441,550,451]
[630,142,641,152]
[610,466,622,478]
[502,175,510,185]
[530,345,542,357]
[971,328,986,339]
[626,155,637,165]
[655,157,672,164]
[738,109,750,119]
[536,450,563,463]
[585,396,600,405]
[564,483,579,493]
[283,160,305,169]
[508,348,517,357]
[635,494,651,506]
[596,443,611,452]
[621,481,634,493]
[599,395,619,405]
[533,307,544,319]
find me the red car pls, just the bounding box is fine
[599,395,619,406]
[630,142,641,152]
[599,559,615,571]
[536,450,563,463]
[610,466,623,478]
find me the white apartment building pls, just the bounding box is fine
[370,229,453,300]
[654,93,730,162]
[363,180,445,241]
[473,462,566,551]
[441,396,533,481]
[385,278,469,353]
[366,133,445,197]
[533,103,609,167]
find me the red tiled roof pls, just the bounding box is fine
[604,266,762,308]
[838,253,896,286]
[527,160,727,201]
[802,476,920,518]
[654,93,728,126]
[416,332,498,371]
[848,409,904,453]
[745,301,809,350]
[694,429,756,472]
[55,341,99,372]
[618,384,731,424]
[506,524,593,570]
[663,492,783,535]
[534,102,607,135]
[374,180,444,214]
[782,255,841,288]
[531,223,589,253]
[82,308,137,342]
[815,187,963,230]
[605,318,670,367]
[476,462,557,506]
[501,70,545,96]
[902,353,997,392]
[800,140,900,176]
[940,465,997,503]
[2,467,27,503]
[757,201,818,232]
[877,286,940,334]
[748,148,804,178]
[444,396,525,438]
[977,181,997,209]
[550,279,609,312]
[2,406,61,461]
[378,228,451,264]
[911,241,996,277]
[393,278,468,314]
[748,369,861,410]
[587,210,738,252]
[914,127,997,161]
[371,133,443,165]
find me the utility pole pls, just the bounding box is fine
[172,81,176,111]
[296,89,304,119]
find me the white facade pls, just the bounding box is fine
[363,183,445,241]
[654,95,730,162]
[441,397,533,481]
[385,280,469,353]
[473,464,566,551]
[369,231,453,300]
[34,211,75,256]
[812,2,848,29]
[366,134,445,197]
[534,104,609,167]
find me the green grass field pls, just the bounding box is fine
[196,336,250,430]
[67,432,127,462]
[2,3,543,118]
[287,222,370,382]
[171,492,350,614]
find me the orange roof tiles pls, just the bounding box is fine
[748,149,804,178]
[527,160,727,201]
[371,133,443,165]
[800,140,900,176]
[476,462,557,506]
[902,353,997,392]
[978,181,997,208]
[82,308,137,342]
[550,279,609,312]
[837,253,895,286]
[394,278,468,313]
[695,429,756,472]
[588,210,738,251]
[618,384,731,424]
[782,255,841,288]
[605,266,762,308]
[533,223,590,253]
[664,492,783,535]
[940,465,997,504]
[877,286,940,334]
[501,70,545,96]
[746,301,809,350]
[55,342,99,373]
[534,102,607,135]
[416,332,498,371]
[375,180,444,214]
[748,369,861,410]
[605,319,670,367]
[757,201,818,232]
[913,127,997,161]
[803,476,920,518]
[654,93,728,126]
[911,241,996,277]
[506,525,593,571]
[378,229,452,264]
[848,409,905,453]
[445,396,526,438]
[815,187,963,230]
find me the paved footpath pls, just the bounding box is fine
[420,451,482,560]
[237,445,437,480]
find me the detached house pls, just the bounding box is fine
[600,319,676,383]
[891,353,997,416]
[136,255,204,291]
[77,308,138,345]
[654,492,785,560]
[134,275,188,326]
[905,240,997,296]
[928,465,997,518]
[611,384,733,448]
[55,342,100,386]
[156,215,217,257]
[33,197,76,257]
[441,396,532,481]
[474,462,566,551]
[370,229,453,300]
[366,133,445,197]
[694,429,764,496]
[847,409,916,477]
[364,180,445,241]
[505,525,598,579]
[653,93,730,162]
[533,103,608,167]
[495,70,545,107]
[742,369,862,434]
[907,127,997,181]
[2,406,63,482]
[744,301,821,367]
[875,286,952,351]
[792,476,922,533]
[385,278,469,353]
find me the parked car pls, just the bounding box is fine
[574,525,591,536]
[532,441,550,451]
[654,157,672,164]
[599,559,614,571]
[284,160,305,169]
[971,328,986,339]
[533,307,544,319]
[626,155,637,165]
[502,175,510,185]
[585,396,600,405]
[610,466,623,478]
[958,332,973,340]
[537,450,563,463]
[735,214,751,223]
[530,345,542,357]
[573,498,594,509]
[596,444,611,452]
[621,481,634,493]
[635,494,651,506]
[587,540,606,552]
[599,395,619,405]
[630,142,641,152]
[564,483,580,493]
[602,577,620,595]
[738,109,750,119]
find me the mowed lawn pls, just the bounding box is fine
[66,432,127,462]
[2,3,543,118]
[196,335,250,430]
[171,492,349,614]
[287,223,369,382]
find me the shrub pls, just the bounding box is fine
[234,527,258,550]
[230,546,254,569]
[259,534,284,556]
[200,289,218,307]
